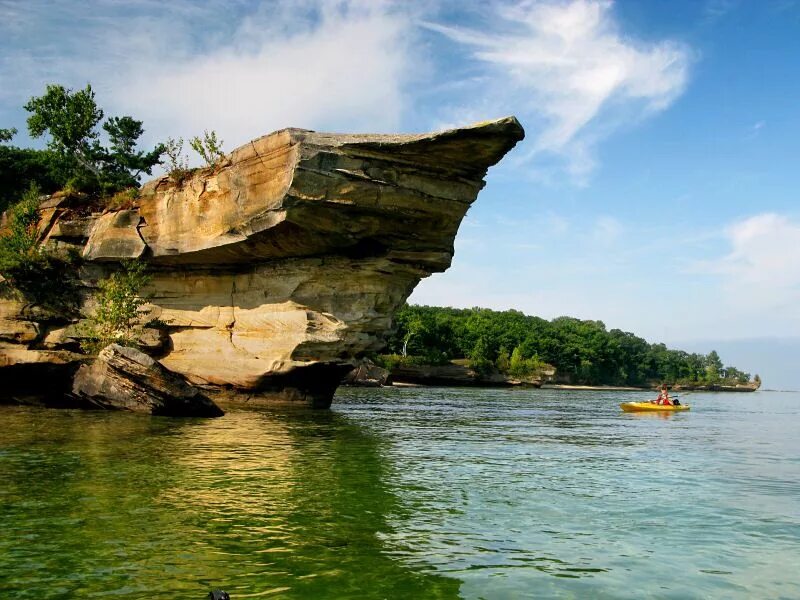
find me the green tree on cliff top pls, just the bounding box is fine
[24,84,164,195]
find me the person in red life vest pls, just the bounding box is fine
[652,384,673,405]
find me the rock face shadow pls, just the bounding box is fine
[1,118,524,410]
[0,404,464,598]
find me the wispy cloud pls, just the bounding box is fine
[1,0,692,180]
[694,213,800,322]
[716,213,800,285]
[1,0,416,149]
[744,119,766,139]
[114,1,416,148]
[704,0,739,20]
[425,0,691,182]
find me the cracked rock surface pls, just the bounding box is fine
[72,344,224,417]
[0,117,524,408]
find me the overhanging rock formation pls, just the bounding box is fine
[1,117,524,408]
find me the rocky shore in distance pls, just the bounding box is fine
[388,361,552,388]
[343,361,761,392]
[542,382,760,392]
[670,381,761,392]
[343,359,554,389]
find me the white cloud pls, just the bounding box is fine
[2,0,690,180]
[716,213,800,289]
[425,0,691,181]
[692,213,800,331]
[109,1,414,149]
[745,119,766,139]
[0,0,416,151]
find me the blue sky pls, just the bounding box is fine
[2,0,799,386]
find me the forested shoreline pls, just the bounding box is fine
[383,305,759,388]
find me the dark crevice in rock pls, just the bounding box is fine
[0,361,84,408]
[2,117,524,411]
[251,362,356,409]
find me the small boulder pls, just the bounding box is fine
[72,344,224,417]
[341,359,390,387]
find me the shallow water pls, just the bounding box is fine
[1,388,798,599]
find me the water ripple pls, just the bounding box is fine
[0,389,798,598]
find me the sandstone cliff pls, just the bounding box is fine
[0,117,524,409]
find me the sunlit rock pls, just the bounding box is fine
[1,117,524,408]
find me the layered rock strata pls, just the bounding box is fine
[0,117,524,408]
[72,344,224,416]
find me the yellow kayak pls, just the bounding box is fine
[620,402,690,412]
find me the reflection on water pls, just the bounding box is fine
[624,410,677,420]
[1,388,799,599]
[0,406,458,599]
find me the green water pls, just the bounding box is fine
[1,388,799,599]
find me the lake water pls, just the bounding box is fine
[1,388,798,599]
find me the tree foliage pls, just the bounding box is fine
[0,144,65,214]
[0,184,78,306]
[0,184,43,280]
[189,130,225,168]
[101,116,165,190]
[388,304,754,386]
[25,84,103,163]
[23,83,163,195]
[0,128,17,143]
[81,260,153,355]
[163,137,190,181]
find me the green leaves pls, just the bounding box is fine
[103,116,143,156]
[0,184,77,307]
[23,83,163,196]
[81,260,152,355]
[0,145,65,212]
[163,137,190,181]
[161,130,226,185]
[507,346,544,379]
[388,304,754,387]
[25,84,103,156]
[189,130,225,168]
[0,184,42,279]
[0,127,17,143]
[100,116,165,191]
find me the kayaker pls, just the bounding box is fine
[652,384,673,405]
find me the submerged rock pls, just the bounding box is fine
[1,117,524,409]
[71,344,224,417]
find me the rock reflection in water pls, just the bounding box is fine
[0,406,460,599]
[3,387,799,599]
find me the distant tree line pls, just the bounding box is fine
[386,304,756,387]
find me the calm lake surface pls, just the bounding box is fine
[1,388,798,599]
